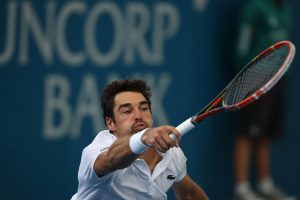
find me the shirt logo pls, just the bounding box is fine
[167,175,176,180]
[99,147,109,153]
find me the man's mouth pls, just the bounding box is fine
[132,122,148,132]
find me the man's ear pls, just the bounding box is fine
[106,117,116,132]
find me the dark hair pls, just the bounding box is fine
[101,79,152,125]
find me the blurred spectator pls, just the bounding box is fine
[232,0,296,200]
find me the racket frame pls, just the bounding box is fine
[172,41,295,139]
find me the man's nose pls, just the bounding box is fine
[133,108,143,119]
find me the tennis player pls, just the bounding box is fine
[71,79,209,200]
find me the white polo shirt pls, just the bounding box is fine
[73,130,187,200]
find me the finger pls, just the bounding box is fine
[168,134,179,147]
[155,136,169,150]
[167,127,181,147]
[161,133,175,148]
[155,142,168,153]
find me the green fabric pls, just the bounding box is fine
[235,0,292,71]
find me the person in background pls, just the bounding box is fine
[232,0,296,200]
[71,79,209,200]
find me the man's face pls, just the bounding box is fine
[106,91,153,137]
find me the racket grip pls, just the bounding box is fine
[169,117,195,141]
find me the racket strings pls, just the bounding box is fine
[224,45,289,106]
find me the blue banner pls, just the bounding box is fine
[1,0,299,199]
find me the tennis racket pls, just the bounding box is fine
[170,40,296,140]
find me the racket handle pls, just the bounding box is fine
[169,117,195,141]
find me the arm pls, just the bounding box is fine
[93,134,138,177]
[93,126,181,177]
[172,175,209,200]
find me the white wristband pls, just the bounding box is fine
[129,128,149,154]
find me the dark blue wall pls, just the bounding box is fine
[0,0,299,199]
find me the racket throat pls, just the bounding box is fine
[193,94,224,124]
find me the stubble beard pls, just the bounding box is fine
[131,120,150,134]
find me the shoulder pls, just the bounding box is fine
[168,147,187,168]
[83,130,117,157]
[168,147,187,182]
[88,130,116,148]
[170,147,187,159]
[77,130,117,182]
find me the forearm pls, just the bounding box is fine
[93,136,137,176]
[105,135,139,170]
[173,176,209,200]
[94,131,148,176]
[93,126,180,176]
[176,184,209,200]
[186,184,209,200]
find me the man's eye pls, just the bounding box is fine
[122,109,131,114]
[141,106,149,111]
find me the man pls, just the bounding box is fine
[233,0,296,200]
[72,79,209,200]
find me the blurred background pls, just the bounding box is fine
[0,0,299,199]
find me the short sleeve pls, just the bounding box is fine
[173,147,187,182]
[77,131,116,184]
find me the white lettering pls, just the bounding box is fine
[124,3,151,65]
[56,2,87,66]
[85,2,123,66]
[70,74,102,138]
[43,75,72,139]
[19,1,54,65]
[192,0,209,13]
[43,74,106,139]
[0,2,17,65]
[124,3,180,65]
[0,1,180,67]
[153,3,179,63]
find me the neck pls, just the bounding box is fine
[140,148,162,174]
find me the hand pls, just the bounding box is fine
[141,126,181,153]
